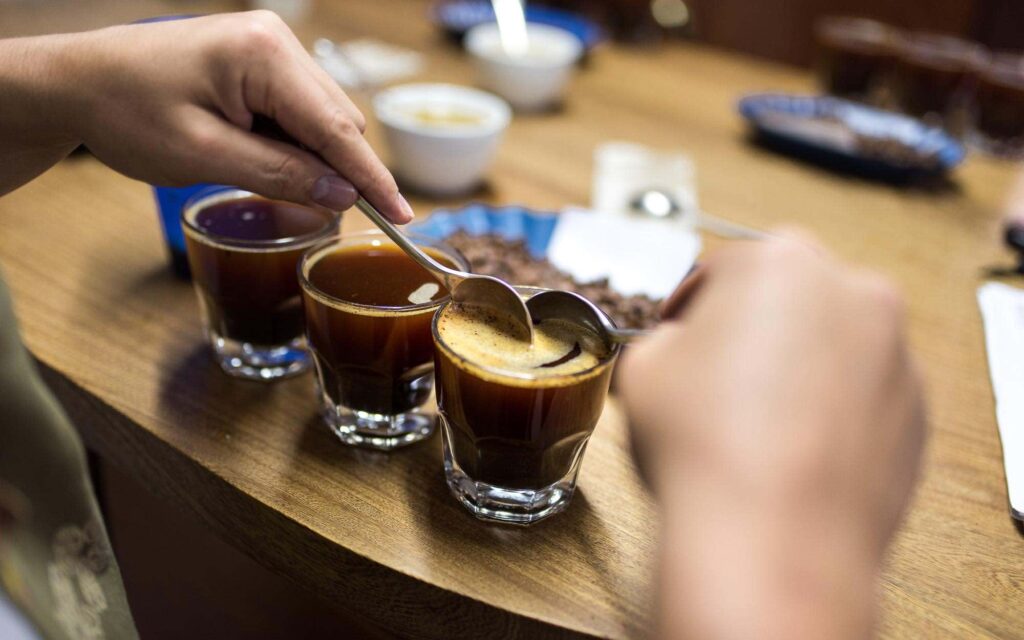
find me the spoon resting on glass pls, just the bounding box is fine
[354,197,534,343]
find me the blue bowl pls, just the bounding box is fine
[409,203,559,259]
[738,93,966,180]
[430,0,605,50]
[151,183,216,279]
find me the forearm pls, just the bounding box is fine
[655,464,879,640]
[0,34,84,194]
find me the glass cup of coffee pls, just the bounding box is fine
[299,231,469,450]
[432,297,620,524]
[891,32,987,134]
[972,53,1024,158]
[814,16,901,103]
[181,187,340,380]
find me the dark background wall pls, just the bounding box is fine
[683,0,1024,66]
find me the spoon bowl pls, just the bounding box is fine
[526,289,649,346]
[354,197,533,342]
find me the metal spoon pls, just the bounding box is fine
[492,0,529,57]
[354,197,534,342]
[629,188,768,240]
[526,290,649,345]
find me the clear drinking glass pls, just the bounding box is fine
[972,53,1024,158]
[890,32,987,134]
[181,187,339,380]
[814,16,901,103]
[298,231,469,450]
[432,298,620,524]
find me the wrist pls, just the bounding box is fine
[0,32,90,149]
[655,461,880,640]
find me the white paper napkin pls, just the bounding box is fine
[977,282,1024,519]
[546,208,701,299]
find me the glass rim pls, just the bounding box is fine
[298,229,470,315]
[180,186,340,251]
[814,16,901,47]
[982,53,1024,85]
[898,32,988,68]
[430,294,622,385]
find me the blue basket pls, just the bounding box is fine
[409,203,559,259]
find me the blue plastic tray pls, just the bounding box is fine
[409,203,559,259]
[738,93,966,180]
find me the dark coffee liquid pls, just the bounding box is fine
[303,244,457,415]
[818,45,896,100]
[891,37,981,130]
[893,57,974,119]
[434,306,615,489]
[183,197,337,346]
[976,68,1024,143]
[814,19,897,101]
[194,198,333,241]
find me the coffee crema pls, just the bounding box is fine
[433,301,617,490]
[435,304,609,380]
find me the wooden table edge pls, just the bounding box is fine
[35,355,600,640]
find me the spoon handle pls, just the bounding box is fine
[354,197,464,290]
[608,328,651,344]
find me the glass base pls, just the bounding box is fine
[322,403,435,451]
[440,416,586,525]
[211,334,310,381]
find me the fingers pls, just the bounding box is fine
[184,109,358,211]
[263,71,410,222]
[215,11,406,221]
[264,13,367,131]
[235,14,410,223]
[281,29,366,132]
[660,263,705,321]
[1005,170,1024,225]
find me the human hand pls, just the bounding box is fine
[620,232,926,640]
[2,12,410,221]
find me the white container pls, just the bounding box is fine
[465,22,583,112]
[372,83,512,196]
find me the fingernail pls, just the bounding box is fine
[399,195,415,221]
[311,175,358,211]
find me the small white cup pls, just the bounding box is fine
[465,22,583,112]
[372,83,512,196]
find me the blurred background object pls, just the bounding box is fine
[973,53,1024,157]
[680,0,1022,66]
[889,32,987,135]
[464,21,582,111]
[2,0,1021,63]
[814,17,900,103]
[151,184,212,280]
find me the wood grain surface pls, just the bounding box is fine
[1,1,1023,638]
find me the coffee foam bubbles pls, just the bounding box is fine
[436,303,611,383]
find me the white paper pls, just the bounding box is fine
[546,208,701,299]
[977,282,1024,519]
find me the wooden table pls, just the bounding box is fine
[2,1,1023,638]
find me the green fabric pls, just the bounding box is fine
[0,268,138,640]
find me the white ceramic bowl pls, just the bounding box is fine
[465,22,583,112]
[372,83,511,196]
